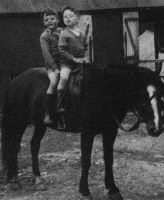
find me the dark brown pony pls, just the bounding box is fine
[1,63,164,200]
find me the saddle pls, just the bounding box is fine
[57,64,84,131]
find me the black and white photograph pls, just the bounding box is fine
[1,1,164,199]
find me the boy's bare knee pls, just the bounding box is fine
[57,78,68,91]
[50,82,57,89]
[48,83,56,90]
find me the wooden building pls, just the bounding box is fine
[0,0,164,108]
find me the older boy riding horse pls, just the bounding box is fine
[1,63,164,200]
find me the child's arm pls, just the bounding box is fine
[59,30,87,64]
[58,31,75,63]
[40,33,58,69]
[83,36,90,63]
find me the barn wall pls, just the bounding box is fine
[92,12,124,65]
[0,14,45,110]
[0,14,45,75]
[0,13,92,110]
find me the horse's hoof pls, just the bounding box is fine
[108,192,124,200]
[5,182,21,191]
[79,187,91,197]
[35,177,47,191]
[80,194,93,200]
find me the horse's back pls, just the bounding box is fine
[9,67,48,96]
[10,67,48,90]
[3,68,49,124]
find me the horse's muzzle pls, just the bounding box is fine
[147,121,163,137]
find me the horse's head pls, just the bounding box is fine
[138,84,163,136]
[135,65,164,137]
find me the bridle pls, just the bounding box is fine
[100,63,162,132]
[110,60,164,132]
[111,91,158,132]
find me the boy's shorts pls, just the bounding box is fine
[60,63,82,71]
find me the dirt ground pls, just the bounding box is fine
[1,114,164,200]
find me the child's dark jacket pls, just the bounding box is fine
[40,28,60,69]
[58,28,87,65]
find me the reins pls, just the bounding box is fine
[111,109,141,132]
[110,86,158,132]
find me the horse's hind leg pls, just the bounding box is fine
[31,123,46,183]
[2,123,27,189]
[79,131,95,197]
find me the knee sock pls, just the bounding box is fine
[45,93,57,118]
[57,89,66,111]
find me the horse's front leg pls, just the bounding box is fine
[79,131,95,197]
[103,124,123,200]
[31,124,46,188]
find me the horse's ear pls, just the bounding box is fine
[155,61,163,75]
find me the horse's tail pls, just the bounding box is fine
[1,89,25,180]
[1,90,9,176]
[1,90,10,130]
[1,90,13,178]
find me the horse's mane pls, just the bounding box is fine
[98,63,161,86]
[13,65,161,98]
[92,63,163,108]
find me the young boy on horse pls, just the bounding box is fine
[57,6,89,110]
[40,8,60,125]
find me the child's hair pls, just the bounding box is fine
[62,5,78,15]
[43,8,58,19]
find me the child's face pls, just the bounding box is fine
[43,14,58,30]
[63,9,78,28]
